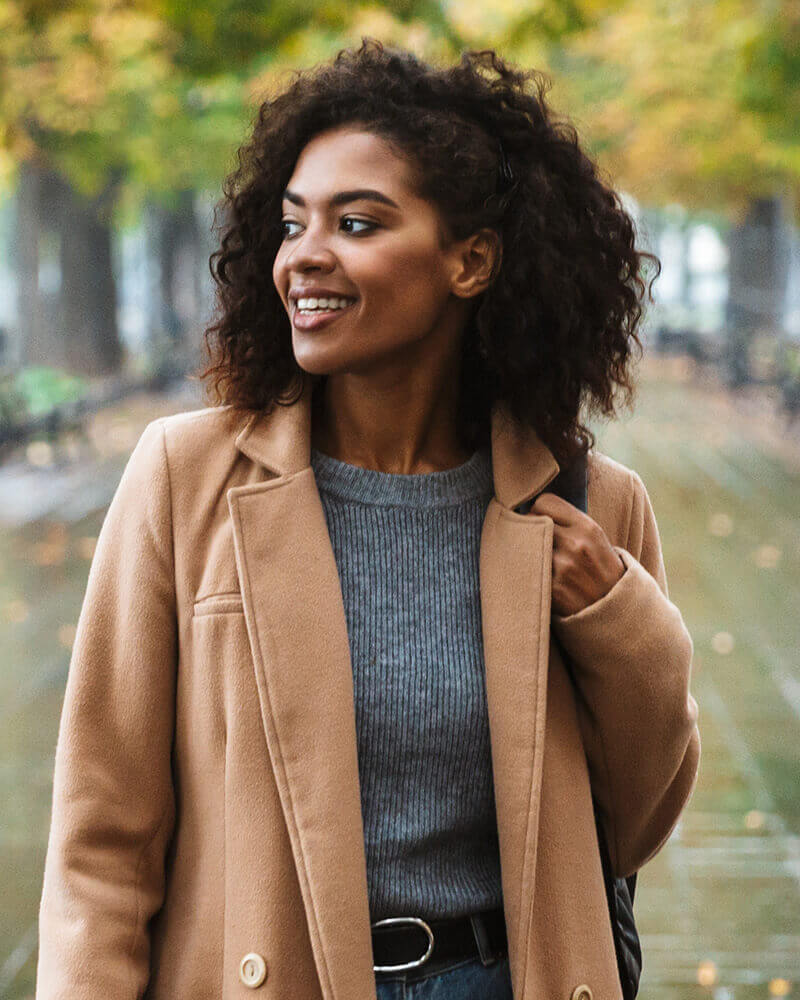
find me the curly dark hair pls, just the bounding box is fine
[195,37,660,466]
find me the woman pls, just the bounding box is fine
[35,38,700,1000]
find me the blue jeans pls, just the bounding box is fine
[375,954,513,999]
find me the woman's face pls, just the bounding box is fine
[272,125,483,378]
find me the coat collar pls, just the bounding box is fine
[233,372,561,509]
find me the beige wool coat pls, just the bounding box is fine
[35,372,701,1000]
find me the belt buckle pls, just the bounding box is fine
[371,916,434,973]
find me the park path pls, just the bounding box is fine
[1,360,798,999]
[595,362,800,1000]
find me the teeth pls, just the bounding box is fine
[296,296,354,311]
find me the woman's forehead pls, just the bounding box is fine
[287,127,417,198]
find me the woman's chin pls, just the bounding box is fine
[292,333,401,378]
[292,346,354,377]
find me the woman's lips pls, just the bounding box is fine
[292,301,357,331]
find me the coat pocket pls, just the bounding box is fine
[193,592,244,617]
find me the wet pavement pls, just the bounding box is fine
[595,365,800,999]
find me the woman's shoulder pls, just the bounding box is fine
[586,447,642,496]
[125,405,253,509]
[154,403,246,443]
[137,404,250,468]
[584,448,649,547]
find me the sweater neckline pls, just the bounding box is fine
[310,445,494,507]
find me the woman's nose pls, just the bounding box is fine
[286,227,336,272]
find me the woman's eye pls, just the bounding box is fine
[279,217,377,239]
[281,220,302,239]
[341,217,377,234]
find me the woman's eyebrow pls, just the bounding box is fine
[282,188,400,209]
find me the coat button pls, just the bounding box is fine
[239,952,267,988]
[570,987,593,1000]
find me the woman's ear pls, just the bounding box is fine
[450,228,502,299]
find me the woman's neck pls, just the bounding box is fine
[310,375,472,474]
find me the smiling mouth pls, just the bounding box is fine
[292,298,357,316]
[291,298,358,328]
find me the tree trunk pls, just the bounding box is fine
[724,192,792,386]
[637,204,665,349]
[675,217,691,313]
[14,160,61,369]
[55,172,123,375]
[152,189,205,351]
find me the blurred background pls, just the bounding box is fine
[1,1,799,998]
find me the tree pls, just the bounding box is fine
[514,0,800,383]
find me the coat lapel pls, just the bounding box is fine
[226,374,560,1000]
[479,403,561,999]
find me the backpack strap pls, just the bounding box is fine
[513,449,588,516]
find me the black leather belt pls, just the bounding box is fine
[371,906,508,980]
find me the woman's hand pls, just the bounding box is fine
[529,491,626,617]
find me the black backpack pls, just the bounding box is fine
[515,453,642,1000]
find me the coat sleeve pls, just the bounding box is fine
[36,418,177,999]
[550,468,701,879]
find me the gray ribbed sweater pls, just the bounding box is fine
[310,444,503,923]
